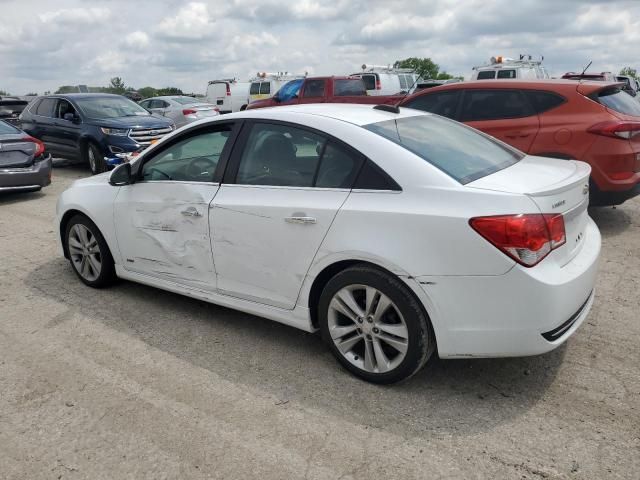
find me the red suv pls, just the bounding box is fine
[400,80,640,205]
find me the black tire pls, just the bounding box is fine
[240,104,247,111]
[64,214,116,288]
[84,141,106,175]
[318,264,434,384]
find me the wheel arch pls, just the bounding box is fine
[59,208,107,259]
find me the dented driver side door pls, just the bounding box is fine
[113,122,238,291]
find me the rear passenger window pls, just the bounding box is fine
[476,71,496,80]
[354,160,401,191]
[403,91,461,119]
[302,79,326,98]
[460,90,533,121]
[35,98,56,117]
[524,91,566,113]
[259,82,271,95]
[334,79,366,96]
[497,69,516,79]
[315,142,362,188]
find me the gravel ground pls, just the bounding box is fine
[0,163,639,479]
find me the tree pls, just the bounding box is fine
[137,86,158,99]
[108,77,126,94]
[620,67,638,80]
[55,85,79,94]
[393,57,460,80]
[26,92,38,96]
[0,89,10,96]
[156,87,184,96]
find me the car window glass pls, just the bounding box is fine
[460,90,533,121]
[140,100,150,109]
[259,82,271,95]
[524,91,565,114]
[315,142,362,188]
[399,75,408,90]
[354,160,400,190]
[0,121,20,134]
[334,79,366,96]
[250,82,260,95]
[476,71,495,80]
[35,98,56,117]
[277,80,303,101]
[497,69,517,79]
[596,88,640,116]
[236,123,325,187]
[365,115,522,184]
[404,90,461,119]
[302,79,326,98]
[360,74,376,90]
[55,100,77,119]
[141,127,232,182]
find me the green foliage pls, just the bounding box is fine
[26,92,38,96]
[107,77,126,94]
[156,87,184,96]
[0,89,9,96]
[137,86,158,99]
[394,57,462,80]
[55,85,79,94]
[619,67,638,80]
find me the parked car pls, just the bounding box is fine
[0,96,29,127]
[400,80,640,205]
[350,65,421,95]
[139,96,219,128]
[616,75,639,97]
[19,94,175,175]
[0,120,52,192]
[56,104,600,383]
[249,72,306,103]
[471,55,549,80]
[414,79,462,91]
[205,79,251,113]
[246,76,403,110]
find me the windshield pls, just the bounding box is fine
[75,96,150,119]
[171,97,199,105]
[595,88,640,116]
[364,114,523,184]
[276,79,303,101]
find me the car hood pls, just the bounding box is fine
[88,114,173,129]
[247,98,276,109]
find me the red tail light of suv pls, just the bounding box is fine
[400,79,640,205]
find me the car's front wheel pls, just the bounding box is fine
[85,142,106,175]
[319,265,434,384]
[65,214,116,287]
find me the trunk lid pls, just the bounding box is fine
[467,156,591,266]
[0,134,35,168]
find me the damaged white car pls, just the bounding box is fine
[56,104,600,383]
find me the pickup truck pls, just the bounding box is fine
[246,76,404,109]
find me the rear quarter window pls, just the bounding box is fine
[364,115,523,184]
[524,90,566,114]
[594,88,640,116]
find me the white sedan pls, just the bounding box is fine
[56,104,601,383]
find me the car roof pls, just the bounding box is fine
[223,103,427,126]
[48,93,125,99]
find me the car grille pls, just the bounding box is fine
[541,292,592,342]
[128,126,173,146]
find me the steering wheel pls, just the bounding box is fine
[185,156,217,180]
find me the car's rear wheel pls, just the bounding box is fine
[319,265,434,384]
[65,214,116,287]
[85,142,106,175]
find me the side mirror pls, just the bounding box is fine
[64,112,79,123]
[109,162,133,186]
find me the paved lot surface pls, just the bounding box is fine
[1,163,639,479]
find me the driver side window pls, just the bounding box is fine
[141,126,232,182]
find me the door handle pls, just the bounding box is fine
[181,207,202,217]
[285,216,316,225]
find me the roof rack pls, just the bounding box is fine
[208,78,238,84]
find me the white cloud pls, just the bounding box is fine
[39,7,111,25]
[125,31,151,48]
[156,2,214,40]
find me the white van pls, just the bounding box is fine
[249,72,307,102]
[205,79,251,114]
[350,65,420,96]
[471,55,549,80]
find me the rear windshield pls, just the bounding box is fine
[0,120,20,134]
[364,115,523,184]
[334,79,366,96]
[476,70,496,80]
[595,88,640,116]
[0,100,28,117]
[172,97,199,105]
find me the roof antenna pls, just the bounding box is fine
[581,60,593,76]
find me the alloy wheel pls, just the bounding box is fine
[68,224,102,282]
[327,284,409,374]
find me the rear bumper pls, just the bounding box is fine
[416,217,601,358]
[589,177,640,206]
[0,155,52,192]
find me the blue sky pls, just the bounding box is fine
[1,0,639,94]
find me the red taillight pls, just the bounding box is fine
[226,83,231,96]
[588,120,640,139]
[470,214,566,267]
[23,135,45,157]
[375,79,381,90]
[182,108,197,115]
